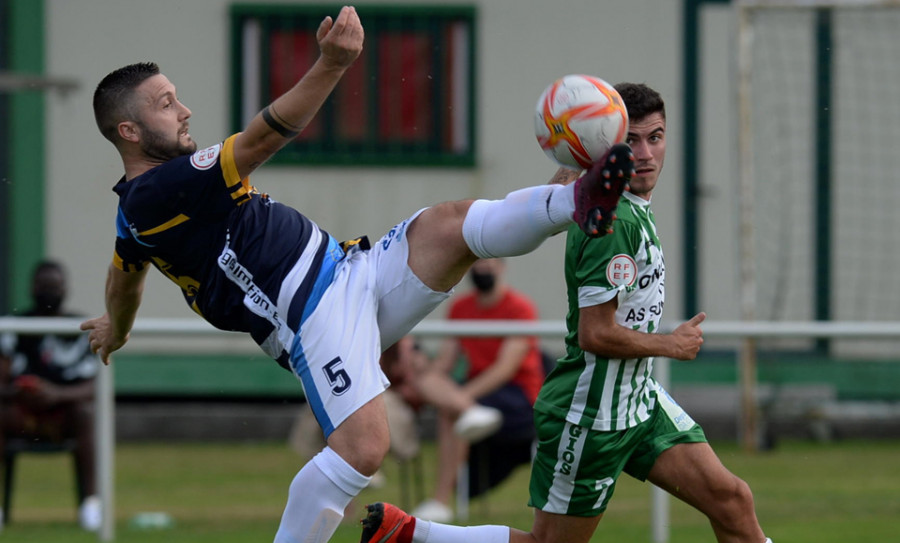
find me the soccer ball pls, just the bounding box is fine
[534,75,628,169]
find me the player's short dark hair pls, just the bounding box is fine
[614,82,665,124]
[93,62,160,144]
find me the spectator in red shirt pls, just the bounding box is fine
[412,258,544,522]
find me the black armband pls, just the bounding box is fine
[262,106,301,139]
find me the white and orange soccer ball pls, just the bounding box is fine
[534,74,629,169]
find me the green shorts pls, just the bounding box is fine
[528,390,707,516]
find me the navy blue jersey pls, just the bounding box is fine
[111,134,344,368]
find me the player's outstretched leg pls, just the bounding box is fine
[458,142,633,258]
[573,143,634,237]
[403,143,633,294]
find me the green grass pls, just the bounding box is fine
[4,439,900,542]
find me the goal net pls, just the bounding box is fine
[735,0,900,355]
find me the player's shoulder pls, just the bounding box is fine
[115,157,187,197]
[610,199,644,228]
[146,153,208,182]
[615,192,654,223]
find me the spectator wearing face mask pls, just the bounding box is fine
[0,260,101,531]
[411,258,545,522]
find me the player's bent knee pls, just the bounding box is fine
[734,478,756,512]
[417,200,472,243]
[326,402,392,476]
[353,443,389,476]
[329,432,389,476]
[405,200,479,291]
[406,201,473,252]
[709,476,756,524]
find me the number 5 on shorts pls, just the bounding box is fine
[323,357,352,395]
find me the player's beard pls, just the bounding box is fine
[138,121,197,162]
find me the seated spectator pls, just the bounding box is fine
[379,336,504,445]
[411,258,544,522]
[0,260,101,531]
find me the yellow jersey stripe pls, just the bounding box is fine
[138,213,190,236]
[231,182,252,201]
[221,134,243,188]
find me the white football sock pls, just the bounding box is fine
[462,184,575,259]
[413,519,509,543]
[273,446,371,543]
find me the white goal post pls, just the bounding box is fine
[734,0,900,454]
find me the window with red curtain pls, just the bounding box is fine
[231,5,476,167]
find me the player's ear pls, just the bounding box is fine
[118,121,139,143]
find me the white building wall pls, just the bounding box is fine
[44,0,736,351]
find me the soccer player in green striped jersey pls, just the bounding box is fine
[360,83,773,543]
[523,82,770,543]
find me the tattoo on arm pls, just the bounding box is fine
[549,168,581,185]
[262,105,302,139]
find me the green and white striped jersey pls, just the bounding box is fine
[535,191,665,431]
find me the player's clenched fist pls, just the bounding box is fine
[668,312,706,360]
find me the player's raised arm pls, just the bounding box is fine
[232,5,364,179]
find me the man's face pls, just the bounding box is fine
[132,74,197,161]
[469,258,504,293]
[625,112,666,199]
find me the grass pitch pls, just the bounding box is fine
[3,439,899,542]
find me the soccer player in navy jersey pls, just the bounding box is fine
[81,6,631,543]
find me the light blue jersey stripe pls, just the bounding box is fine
[300,235,343,325]
[290,338,335,437]
[287,235,346,438]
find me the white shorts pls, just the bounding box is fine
[290,210,451,438]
